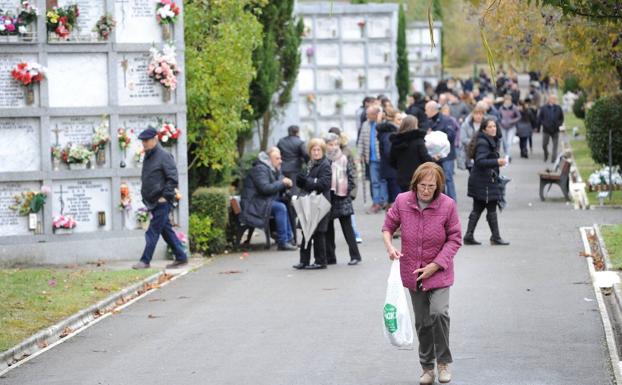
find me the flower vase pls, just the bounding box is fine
[96,147,106,166]
[162,23,173,41]
[69,162,88,170]
[54,227,73,235]
[141,221,150,230]
[53,158,61,171]
[359,26,365,38]
[24,85,35,106]
[335,79,342,89]
[307,55,312,64]
[162,87,171,103]
[358,77,365,88]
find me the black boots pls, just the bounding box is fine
[487,212,510,246]
[463,212,482,245]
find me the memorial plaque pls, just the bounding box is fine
[48,53,109,107]
[115,0,163,44]
[367,17,390,38]
[369,43,391,65]
[368,68,391,90]
[0,118,40,172]
[0,181,40,236]
[50,116,103,147]
[300,121,315,140]
[52,179,112,233]
[58,0,105,41]
[316,69,336,91]
[315,17,338,39]
[343,95,360,116]
[0,55,38,108]
[123,178,146,230]
[341,16,364,40]
[342,44,365,66]
[342,119,357,144]
[118,115,175,168]
[316,94,337,117]
[298,69,314,92]
[343,69,365,90]
[315,44,340,66]
[0,1,19,11]
[118,53,168,106]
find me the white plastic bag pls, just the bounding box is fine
[425,130,450,159]
[383,260,414,347]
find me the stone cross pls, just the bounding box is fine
[54,184,66,215]
[51,124,61,146]
[116,0,131,26]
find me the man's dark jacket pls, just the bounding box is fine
[141,143,179,210]
[389,128,434,190]
[277,135,309,175]
[240,153,287,229]
[537,103,564,135]
[423,113,457,160]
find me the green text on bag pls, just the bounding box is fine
[384,303,398,333]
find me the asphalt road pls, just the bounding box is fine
[2,132,620,385]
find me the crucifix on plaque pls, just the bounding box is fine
[120,56,129,88]
[51,124,61,147]
[55,184,66,215]
[117,0,130,26]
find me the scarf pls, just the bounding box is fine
[327,148,348,197]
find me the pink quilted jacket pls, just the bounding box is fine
[382,191,462,291]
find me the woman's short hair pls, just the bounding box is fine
[398,115,419,134]
[307,137,326,155]
[409,162,446,200]
[323,132,340,144]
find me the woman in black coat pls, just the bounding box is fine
[516,101,537,159]
[389,115,435,192]
[324,133,361,266]
[293,138,332,270]
[464,118,510,246]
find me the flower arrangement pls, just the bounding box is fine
[66,144,93,164]
[9,186,50,216]
[166,229,188,259]
[119,182,131,211]
[92,119,110,150]
[46,4,79,40]
[134,146,145,164]
[156,122,181,145]
[335,100,345,112]
[135,207,150,224]
[117,127,133,150]
[358,74,366,88]
[53,214,76,229]
[147,45,180,90]
[155,0,180,25]
[305,46,314,63]
[0,1,38,37]
[11,62,45,86]
[18,1,38,26]
[357,19,366,28]
[0,13,18,35]
[93,14,115,41]
[306,94,316,105]
[51,145,63,160]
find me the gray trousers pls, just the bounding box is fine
[409,287,452,369]
[542,131,559,162]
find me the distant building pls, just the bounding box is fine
[406,21,442,94]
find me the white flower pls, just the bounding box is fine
[18,25,27,34]
[5,20,11,25]
[0,25,5,32]
[161,135,169,143]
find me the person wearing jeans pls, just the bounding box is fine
[271,200,293,246]
[499,94,521,159]
[133,127,188,269]
[357,106,387,213]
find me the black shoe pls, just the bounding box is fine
[463,235,481,245]
[304,264,327,270]
[292,263,308,270]
[166,260,188,269]
[490,237,510,246]
[348,259,361,266]
[277,243,297,251]
[327,260,337,265]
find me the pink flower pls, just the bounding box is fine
[41,185,51,195]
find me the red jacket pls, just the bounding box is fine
[382,192,462,291]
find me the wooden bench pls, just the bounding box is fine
[539,157,571,201]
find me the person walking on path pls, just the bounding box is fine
[459,102,487,172]
[382,162,462,385]
[537,94,564,163]
[498,94,521,160]
[389,115,435,192]
[516,101,537,159]
[377,108,402,204]
[463,119,510,246]
[324,133,362,266]
[133,128,188,270]
[293,138,332,270]
[423,101,457,201]
[357,105,388,213]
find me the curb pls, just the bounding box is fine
[0,270,165,373]
[580,226,622,384]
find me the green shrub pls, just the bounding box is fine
[191,187,229,231]
[585,94,622,169]
[189,214,227,255]
[573,93,586,120]
[562,75,581,93]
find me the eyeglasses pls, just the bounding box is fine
[417,183,437,192]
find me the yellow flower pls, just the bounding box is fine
[47,11,59,24]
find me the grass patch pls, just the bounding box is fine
[567,112,622,205]
[0,268,156,352]
[601,224,622,270]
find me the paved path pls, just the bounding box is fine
[2,132,620,385]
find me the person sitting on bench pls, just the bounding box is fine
[240,148,297,251]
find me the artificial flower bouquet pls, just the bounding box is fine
[9,186,50,216]
[117,127,133,150]
[46,4,79,40]
[134,146,145,164]
[0,1,38,37]
[66,144,93,164]
[53,214,76,229]
[147,45,180,90]
[119,182,131,211]
[156,122,181,146]
[11,62,45,86]
[135,207,150,224]
[92,120,110,150]
[93,14,115,41]
[155,0,180,25]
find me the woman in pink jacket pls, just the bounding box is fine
[382,162,462,385]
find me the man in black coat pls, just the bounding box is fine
[537,94,564,163]
[277,125,308,184]
[423,101,457,201]
[241,148,296,251]
[405,92,427,127]
[133,128,188,269]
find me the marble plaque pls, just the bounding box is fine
[0,54,38,108]
[341,16,364,40]
[342,119,357,144]
[123,178,146,230]
[58,0,105,41]
[115,0,163,44]
[315,69,340,91]
[298,98,312,118]
[52,179,112,233]
[367,17,390,38]
[50,116,103,147]
[315,17,338,39]
[342,44,365,66]
[369,43,391,65]
[48,53,109,107]
[298,69,314,92]
[343,95,360,117]
[407,29,421,45]
[316,94,337,117]
[0,1,19,11]
[368,68,392,90]
[118,115,175,168]
[343,69,365,90]
[315,43,340,66]
[118,53,168,106]
[0,118,40,172]
[0,181,40,236]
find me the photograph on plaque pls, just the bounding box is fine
[0,118,40,173]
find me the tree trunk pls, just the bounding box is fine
[260,110,271,151]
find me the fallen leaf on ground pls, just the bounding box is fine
[48,279,57,287]
[37,341,48,349]
[219,270,242,275]
[59,327,73,338]
[148,298,166,302]
[147,314,161,319]
[178,296,190,299]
